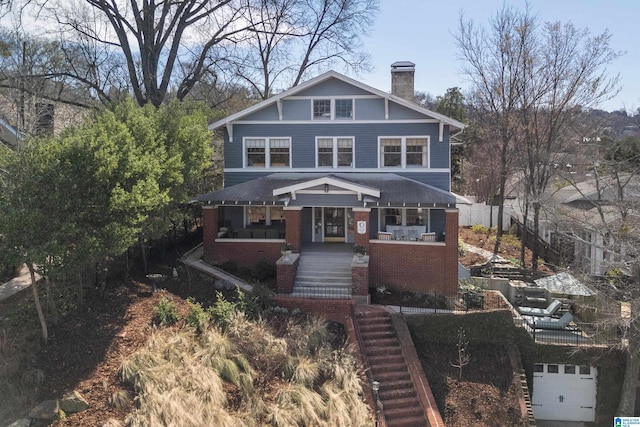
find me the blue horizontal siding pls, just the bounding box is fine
[224,122,452,190]
[295,78,371,97]
[243,103,279,121]
[355,98,385,120]
[282,99,310,120]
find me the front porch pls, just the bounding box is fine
[197,172,460,298]
[202,205,459,298]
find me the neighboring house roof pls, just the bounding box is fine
[550,174,640,206]
[534,272,596,297]
[196,173,457,208]
[208,70,465,135]
[0,116,22,148]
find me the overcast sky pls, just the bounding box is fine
[360,0,639,112]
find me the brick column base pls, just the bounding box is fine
[352,256,369,296]
[276,254,299,294]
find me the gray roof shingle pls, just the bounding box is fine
[195,173,456,207]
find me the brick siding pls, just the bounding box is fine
[273,297,355,324]
[367,209,459,296]
[202,207,219,262]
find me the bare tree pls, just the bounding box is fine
[4,0,379,106]
[456,5,533,253]
[516,21,621,270]
[457,4,621,262]
[231,0,378,99]
[4,0,250,107]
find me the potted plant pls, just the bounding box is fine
[353,244,367,262]
[280,242,294,260]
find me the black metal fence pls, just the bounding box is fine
[513,317,619,347]
[372,289,511,314]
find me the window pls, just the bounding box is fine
[246,139,266,167]
[313,99,331,119]
[318,138,333,167]
[335,99,353,118]
[547,364,559,374]
[406,138,428,167]
[269,139,290,167]
[381,138,402,166]
[533,364,544,373]
[379,136,429,168]
[382,208,428,227]
[312,99,354,120]
[246,206,267,225]
[384,208,401,225]
[406,208,424,225]
[579,366,591,375]
[245,137,290,168]
[337,138,353,166]
[564,365,576,374]
[246,206,285,226]
[316,137,353,168]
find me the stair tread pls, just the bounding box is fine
[383,396,421,409]
[383,415,429,427]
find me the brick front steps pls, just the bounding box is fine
[355,307,434,427]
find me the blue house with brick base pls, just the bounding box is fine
[197,62,464,298]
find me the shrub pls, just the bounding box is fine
[152,296,180,326]
[184,297,210,333]
[253,259,276,282]
[353,245,367,255]
[458,238,467,256]
[459,280,485,310]
[501,233,521,249]
[470,224,490,234]
[109,390,132,410]
[208,291,237,331]
[217,260,238,275]
[244,283,275,319]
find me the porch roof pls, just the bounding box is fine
[195,173,457,208]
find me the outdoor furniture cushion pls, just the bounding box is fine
[518,299,562,317]
[529,312,574,330]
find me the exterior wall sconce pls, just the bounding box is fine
[324,183,329,193]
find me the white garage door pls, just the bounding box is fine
[531,363,597,422]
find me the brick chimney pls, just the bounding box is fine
[391,61,415,102]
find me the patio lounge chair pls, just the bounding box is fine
[529,312,574,330]
[518,299,562,318]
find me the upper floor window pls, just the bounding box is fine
[245,137,291,168]
[379,136,429,168]
[313,99,331,119]
[381,138,401,167]
[335,99,353,119]
[317,137,354,168]
[312,98,354,120]
[406,138,428,167]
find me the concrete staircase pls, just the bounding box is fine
[356,309,429,427]
[292,245,352,299]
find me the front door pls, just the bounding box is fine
[324,207,346,242]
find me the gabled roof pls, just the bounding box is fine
[209,70,465,133]
[273,175,380,199]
